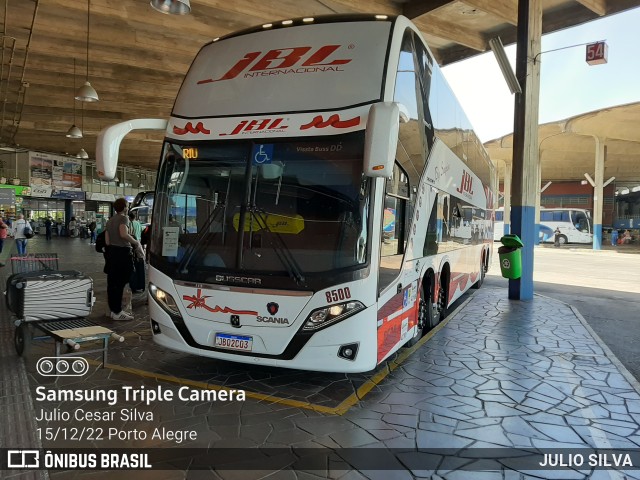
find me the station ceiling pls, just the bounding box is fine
[484,101,640,187]
[2,0,639,170]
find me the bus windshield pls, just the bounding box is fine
[149,131,370,287]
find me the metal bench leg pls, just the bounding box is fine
[102,337,108,368]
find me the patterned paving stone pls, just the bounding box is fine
[4,240,640,478]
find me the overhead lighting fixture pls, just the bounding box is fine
[302,17,314,23]
[76,0,99,102]
[77,148,89,159]
[66,58,83,138]
[150,0,191,15]
[489,36,521,94]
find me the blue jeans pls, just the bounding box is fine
[16,238,27,255]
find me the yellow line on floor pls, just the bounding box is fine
[88,294,473,416]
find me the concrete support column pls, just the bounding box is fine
[509,0,542,301]
[534,160,542,245]
[503,162,512,235]
[592,137,606,250]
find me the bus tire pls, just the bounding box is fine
[435,277,448,323]
[406,290,427,347]
[472,254,486,289]
[558,234,568,245]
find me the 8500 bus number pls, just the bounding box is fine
[325,287,351,303]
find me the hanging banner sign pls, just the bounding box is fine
[51,189,85,200]
[29,151,83,189]
[29,185,54,197]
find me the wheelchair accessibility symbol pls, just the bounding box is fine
[252,144,273,165]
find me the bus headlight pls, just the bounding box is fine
[149,283,181,317]
[302,301,365,331]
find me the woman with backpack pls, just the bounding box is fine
[13,213,30,255]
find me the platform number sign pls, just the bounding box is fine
[586,41,608,65]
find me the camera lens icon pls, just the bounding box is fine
[36,357,89,377]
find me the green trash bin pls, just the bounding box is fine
[498,234,524,279]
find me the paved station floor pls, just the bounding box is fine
[1,236,640,480]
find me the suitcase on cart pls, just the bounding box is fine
[6,270,95,320]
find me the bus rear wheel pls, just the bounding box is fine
[472,256,486,289]
[435,280,447,323]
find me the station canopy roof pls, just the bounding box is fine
[2,0,640,170]
[484,101,640,189]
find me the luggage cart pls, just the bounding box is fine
[7,253,124,366]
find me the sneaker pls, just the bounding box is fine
[110,311,134,321]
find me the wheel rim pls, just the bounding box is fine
[417,296,427,331]
[436,283,446,319]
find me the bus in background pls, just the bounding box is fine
[98,14,496,373]
[494,207,592,245]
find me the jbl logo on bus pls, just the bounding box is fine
[197,45,352,84]
[221,118,288,136]
[456,170,474,196]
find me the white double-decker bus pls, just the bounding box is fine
[98,14,496,372]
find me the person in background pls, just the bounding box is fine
[611,229,619,247]
[44,216,53,241]
[13,213,28,255]
[622,229,632,244]
[553,227,561,247]
[128,212,145,294]
[68,217,77,237]
[0,215,8,266]
[104,198,142,321]
[88,219,97,245]
[57,220,62,236]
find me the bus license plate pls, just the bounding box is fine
[215,333,253,352]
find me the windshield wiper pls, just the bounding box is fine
[177,203,225,274]
[248,206,305,285]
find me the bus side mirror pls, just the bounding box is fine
[363,102,405,178]
[96,119,168,181]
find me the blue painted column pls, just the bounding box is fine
[593,224,602,249]
[507,0,542,301]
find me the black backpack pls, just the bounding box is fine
[95,230,106,253]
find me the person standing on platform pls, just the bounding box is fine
[611,229,619,247]
[554,227,561,248]
[44,217,53,241]
[104,198,142,321]
[0,216,8,266]
[88,219,97,245]
[13,213,28,256]
[128,212,145,294]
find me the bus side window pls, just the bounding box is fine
[379,163,410,293]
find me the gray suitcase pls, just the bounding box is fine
[6,270,95,320]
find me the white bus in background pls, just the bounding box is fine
[494,207,592,245]
[98,14,496,373]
